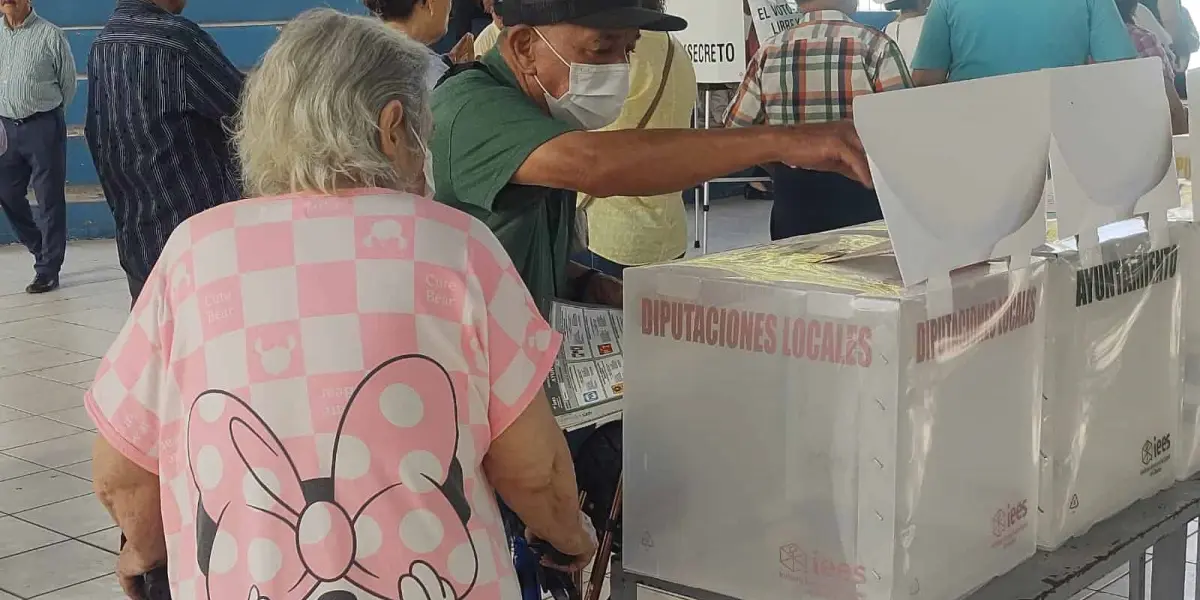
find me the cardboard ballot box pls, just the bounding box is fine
[622,227,1046,600]
[1035,218,1183,548]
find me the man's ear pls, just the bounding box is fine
[504,25,539,75]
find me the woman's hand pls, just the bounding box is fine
[93,438,166,600]
[449,33,476,63]
[116,543,166,600]
[529,510,598,572]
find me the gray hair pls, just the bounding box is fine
[235,8,432,196]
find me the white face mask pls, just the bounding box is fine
[532,28,631,130]
[410,126,435,197]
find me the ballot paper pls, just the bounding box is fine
[853,70,1050,288]
[853,57,1175,289]
[1047,59,1178,243]
[544,300,625,431]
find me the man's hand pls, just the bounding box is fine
[449,33,476,63]
[581,272,623,308]
[116,542,166,600]
[777,121,873,188]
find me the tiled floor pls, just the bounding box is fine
[0,196,774,600]
[0,240,134,599]
[0,197,1187,599]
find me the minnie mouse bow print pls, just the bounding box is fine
[186,355,479,600]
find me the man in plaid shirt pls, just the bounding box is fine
[725,0,911,240]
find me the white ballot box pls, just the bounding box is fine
[1171,208,1200,480]
[1035,218,1183,549]
[622,226,1046,600]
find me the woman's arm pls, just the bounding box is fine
[483,391,594,568]
[93,437,166,598]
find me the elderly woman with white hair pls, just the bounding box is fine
[85,9,594,600]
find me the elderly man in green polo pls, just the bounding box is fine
[431,0,873,313]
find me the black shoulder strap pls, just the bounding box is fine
[436,61,491,88]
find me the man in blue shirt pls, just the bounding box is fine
[0,0,76,294]
[86,0,244,304]
[910,0,1138,85]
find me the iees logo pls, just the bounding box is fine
[777,543,867,584]
[780,543,802,573]
[1143,434,1171,466]
[992,500,1029,537]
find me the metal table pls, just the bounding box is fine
[612,478,1200,600]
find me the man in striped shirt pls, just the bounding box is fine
[85,0,244,304]
[725,0,910,240]
[0,0,76,293]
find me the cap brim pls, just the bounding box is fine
[569,7,688,32]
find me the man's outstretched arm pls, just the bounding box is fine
[512,122,871,199]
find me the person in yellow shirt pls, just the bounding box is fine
[474,0,503,56]
[572,3,698,278]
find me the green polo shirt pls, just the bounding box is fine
[431,48,577,313]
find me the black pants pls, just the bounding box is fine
[768,164,883,240]
[0,109,67,277]
[127,271,147,308]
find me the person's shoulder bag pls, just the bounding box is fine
[435,60,490,88]
[574,35,677,254]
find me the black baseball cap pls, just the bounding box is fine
[501,0,688,32]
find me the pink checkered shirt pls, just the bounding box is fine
[85,188,561,600]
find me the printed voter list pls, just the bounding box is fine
[543,300,627,431]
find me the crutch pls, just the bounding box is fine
[583,476,623,600]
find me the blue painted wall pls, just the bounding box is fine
[40,0,365,27]
[52,0,369,187]
[0,0,372,244]
[50,2,897,187]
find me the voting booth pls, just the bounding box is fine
[621,57,1187,599]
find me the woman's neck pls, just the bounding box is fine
[385,19,435,46]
